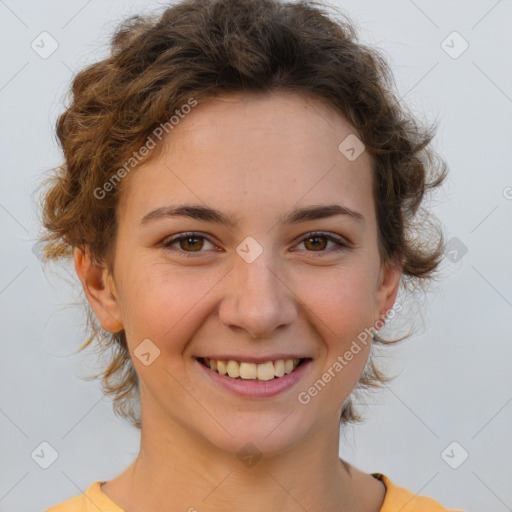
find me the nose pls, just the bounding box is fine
[217,250,297,339]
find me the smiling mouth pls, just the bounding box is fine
[197,357,310,381]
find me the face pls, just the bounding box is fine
[78,91,401,456]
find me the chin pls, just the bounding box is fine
[197,411,312,461]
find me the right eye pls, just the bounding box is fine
[161,232,218,257]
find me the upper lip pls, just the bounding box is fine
[196,355,311,364]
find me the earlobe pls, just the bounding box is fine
[73,247,124,332]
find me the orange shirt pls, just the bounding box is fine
[44,473,464,511]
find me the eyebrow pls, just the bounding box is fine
[140,203,365,227]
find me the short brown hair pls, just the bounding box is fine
[38,0,447,429]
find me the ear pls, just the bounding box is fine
[74,247,123,332]
[374,260,402,323]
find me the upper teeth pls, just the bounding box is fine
[203,358,302,381]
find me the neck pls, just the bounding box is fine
[105,405,362,511]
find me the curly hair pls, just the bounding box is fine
[37,0,447,430]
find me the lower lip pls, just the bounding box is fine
[196,358,313,398]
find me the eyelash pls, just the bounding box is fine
[161,231,349,258]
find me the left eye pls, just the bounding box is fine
[161,232,348,257]
[295,233,347,253]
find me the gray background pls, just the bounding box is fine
[1,0,511,510]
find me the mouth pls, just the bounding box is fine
[196,356,311,382]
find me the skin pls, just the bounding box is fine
[75,91,401,512]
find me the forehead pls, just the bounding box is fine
[118,91,375,226]
[167,91,365,164]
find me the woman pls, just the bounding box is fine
[41,0,463,510]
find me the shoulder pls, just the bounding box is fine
[373,473,465,512]
[44,481,124,512]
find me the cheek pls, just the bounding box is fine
[296,265,377,338]
[294,266,376,387]
[117,260,221,345]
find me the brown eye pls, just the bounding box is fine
[178,235,204,252]
[296,232,348,254]
[303,235,328,251]
[162,232,216,256]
